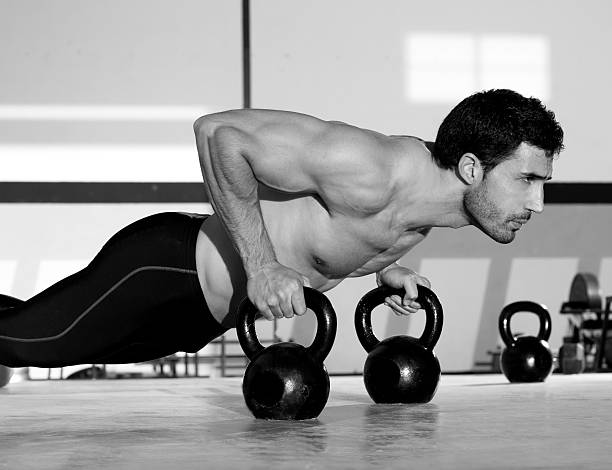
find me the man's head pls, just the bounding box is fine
[433,88,564,171]
[433,89,564,243]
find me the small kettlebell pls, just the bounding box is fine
[499,301,554,383]
[236,287,337,420]
[355,285,444,404]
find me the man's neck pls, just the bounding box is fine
[391,141,471,231]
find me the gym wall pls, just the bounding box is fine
[0,0,611,373]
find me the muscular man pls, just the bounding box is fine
[0,89,564,382]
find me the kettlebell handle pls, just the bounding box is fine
[355,285,443,353]
[236,287,337,363]
[498,301,552,347]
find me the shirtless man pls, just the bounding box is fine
[0,89,564,383]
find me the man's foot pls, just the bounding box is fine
[0,294,23,311]
[0,294,22,386]
[0,365,12,388]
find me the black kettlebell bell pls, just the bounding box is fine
[236,287,337,420]
[499,301,554,383]
[355,285,444,404]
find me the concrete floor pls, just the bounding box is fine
[1,373,611,469]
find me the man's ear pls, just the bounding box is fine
[457,153,483,185]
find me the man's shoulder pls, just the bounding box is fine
[321,122,402,159]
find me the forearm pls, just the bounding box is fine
[194,118,277,277]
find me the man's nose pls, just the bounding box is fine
[526,184,545,213]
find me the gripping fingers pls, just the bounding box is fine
[385,295,420,315]
[263,287,305,320]
[291,291,307,316]
[402,274,431,311]
[393,293,421,311]
[249,270,309,320]
[256,303,276,321]
[278,282,306,318]
[279,295,295,319]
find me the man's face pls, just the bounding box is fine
[464,142,553,244]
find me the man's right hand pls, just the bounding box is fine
[246,262,311,320]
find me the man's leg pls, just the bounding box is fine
[0,212,228,368]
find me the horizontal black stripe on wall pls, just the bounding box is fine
[543,183,612,203]
[0,182,207,203]
[0,182,611,204]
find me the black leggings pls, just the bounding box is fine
[0,212,228,367]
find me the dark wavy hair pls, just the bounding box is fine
[433,89,564,171]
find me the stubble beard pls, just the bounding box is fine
[463,187,516,244]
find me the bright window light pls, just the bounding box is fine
[405,33,550,103]
[0,144,202,182]
[406,33,477,103]
[479,35,550,101]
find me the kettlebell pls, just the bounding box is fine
[499,301,554,383]
[236,287,337,420]
[355,285,444,404]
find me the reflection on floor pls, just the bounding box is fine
[2,374,611,469]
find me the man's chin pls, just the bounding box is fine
[495,234,515,244]
[483,227,516,244]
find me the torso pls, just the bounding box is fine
[194,113,437,325]
[195,182,430,326]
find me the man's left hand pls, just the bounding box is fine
[377,265,431,315]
